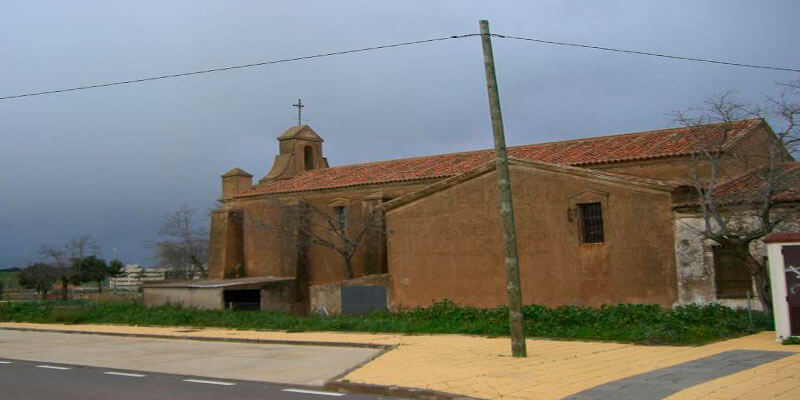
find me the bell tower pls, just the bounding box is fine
[262,125,329,182]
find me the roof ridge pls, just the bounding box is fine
[237,118,765,198]
[286,118,763,174]
[537,118,761,146]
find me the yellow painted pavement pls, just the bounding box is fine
[0,323,797,399]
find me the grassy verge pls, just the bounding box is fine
[0,300,769,345]
[0,269,20,290]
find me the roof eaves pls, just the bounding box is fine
[509,157,674,191]
[380,161,497,212]
[233,174,453,199]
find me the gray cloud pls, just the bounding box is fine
[1,1,799,266]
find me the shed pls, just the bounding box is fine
[143,276,296,311]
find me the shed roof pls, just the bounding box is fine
[144,276,294,289]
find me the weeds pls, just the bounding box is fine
[0,300,769,345]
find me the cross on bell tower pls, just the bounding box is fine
[292,98,304,126]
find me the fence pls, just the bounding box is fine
[0,288,141,302]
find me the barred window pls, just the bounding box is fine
[333,206,348,231]
[712,246,752,298]
[578,202,604,243]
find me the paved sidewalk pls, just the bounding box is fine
[1,322,798,399]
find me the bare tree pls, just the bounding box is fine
[66,235,102,261]
[39,243,75,300]
[674,77,800,314]
[250,200,386,280]
[18,263,60,298]
[39,235,102,299]
[147,204,209,279]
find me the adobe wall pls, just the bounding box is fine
[590,157,704,183]
[386,165,678,309]
[207,209,244,280]
[208,180,434,289]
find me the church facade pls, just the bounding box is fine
[199,118,794,313]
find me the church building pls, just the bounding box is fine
[144,118,799,314]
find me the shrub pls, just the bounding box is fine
[783,336,800,345]
[0,300,769,345]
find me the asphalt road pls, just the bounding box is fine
[0,329,381,386]
[0,358,389,400]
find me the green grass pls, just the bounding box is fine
[0,300,770,345]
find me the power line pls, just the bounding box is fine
[491,33,800,73]
[2,31,798,101]
[0,34,479,101]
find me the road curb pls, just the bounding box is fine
[325,381,484,400]
[0,326,392,350]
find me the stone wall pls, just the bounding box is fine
[673,208,800,309]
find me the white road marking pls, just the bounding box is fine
[182,379,236,386]
[36,365,71,370]
[103,371,146,378]
[282,388,346,397]
[0,361,12,364]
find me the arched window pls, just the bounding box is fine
[303,146,314,170]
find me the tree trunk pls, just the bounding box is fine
[96,279,103,293]
[731,241,773,316]
[61,278,68,300]
[343,257,354,280]
[753,271,772,315]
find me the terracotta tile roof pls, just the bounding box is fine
[236,119,764,197]
[710,162,800,204]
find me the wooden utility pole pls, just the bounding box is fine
[479,19,527,357]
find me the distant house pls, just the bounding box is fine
[109,265,168,290]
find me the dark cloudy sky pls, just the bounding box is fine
[1,1,798,267]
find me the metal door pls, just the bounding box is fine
[341,286,387,315]
[781,246,800,336]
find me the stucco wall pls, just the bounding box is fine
[673,209,800,309]
[143,287,223,310]
[208,209,244,280]
[386,164,677,309]
[209,181,431,287]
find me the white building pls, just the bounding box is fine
[109,265,169,290]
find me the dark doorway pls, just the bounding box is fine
[782,246,800,336]
[223,289,261,311]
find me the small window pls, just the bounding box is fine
[713,246,752,298]
[333,206,348,231]
[578,202,604,243]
